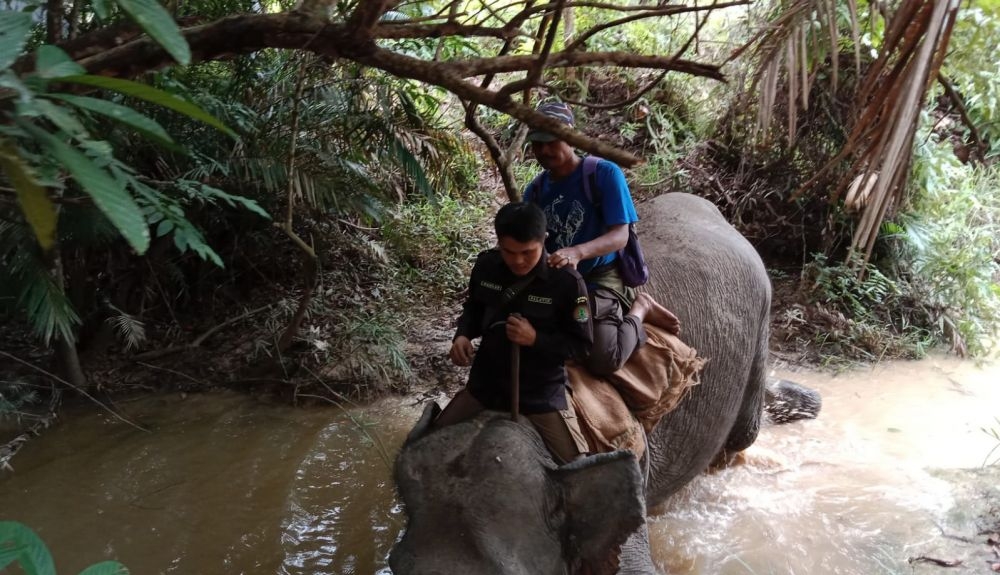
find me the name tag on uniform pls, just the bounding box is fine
[480,281,502,291]
[527,295,552,305]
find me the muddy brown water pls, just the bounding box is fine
[1,354,998,574]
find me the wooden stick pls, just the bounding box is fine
[510,341,520,421]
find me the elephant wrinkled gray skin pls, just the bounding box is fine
[390,193,817,575]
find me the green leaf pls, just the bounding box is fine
[170,222,222,266]
[0,227,82,343]
[92,0,112,19]
[78,138,114,163]
[177,180,270,219]
[0,69,33,102]
[389,138,432,198]
[0,11,32,71]
[0,140,58,251]
[78,560,130,575]
[155,218,173,236]
[49,93,177,148]
[22,123,150,254]
[113,0,190,65]
[0,521,57,575]
[0,546,22,571]
[34,45,86,78]
[31,98,90,137]
[57,75,235,137]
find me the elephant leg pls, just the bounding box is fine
[616,520,661,575]
[723,323,767,453]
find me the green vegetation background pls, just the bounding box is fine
[1,0,998,445]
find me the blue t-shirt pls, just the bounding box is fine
[523,158,639,276]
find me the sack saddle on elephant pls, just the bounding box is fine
[569,324,706,460]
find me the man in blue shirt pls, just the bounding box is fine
[523,101,680,376]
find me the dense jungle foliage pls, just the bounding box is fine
[1,0,999,442]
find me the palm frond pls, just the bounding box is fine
[743,0,862,145]
[746,0,959,271]
[362,237,388,263]
[0,219,81,344]
[105,306,147,351]
[17,276,80,345]
[386,137,434,199]
[808,0,959,269]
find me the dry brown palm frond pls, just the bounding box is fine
[742,0,958,273]
[737,0,862,146]
[791,0,959,271]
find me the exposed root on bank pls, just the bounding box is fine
[0,405,57,472]
[0,351,148,434]
[131,304,273,362]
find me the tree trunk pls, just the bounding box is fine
[276,254,317,352]
[46,0,64,43]
[51,246,87,388]
[275,55,319,353]
[67,0,83,40]
[562,6,576,84]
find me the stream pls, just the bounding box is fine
[1,353,998,574]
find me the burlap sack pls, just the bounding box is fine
[569,325,706,458]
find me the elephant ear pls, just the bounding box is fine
[404,401,441,446]
[552,451,646,572]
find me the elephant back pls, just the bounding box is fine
[636,193,772,504]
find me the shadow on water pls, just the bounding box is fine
[1,353,998,574]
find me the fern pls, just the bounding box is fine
[0,221,81,344]
[104,306,147,352]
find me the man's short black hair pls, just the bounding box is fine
[495,202,547,243]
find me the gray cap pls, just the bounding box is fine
[526,101,574,143]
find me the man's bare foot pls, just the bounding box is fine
[629,293,681,334]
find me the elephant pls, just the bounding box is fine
[389,192,820,574]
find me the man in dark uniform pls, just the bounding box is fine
[433,202,592,464]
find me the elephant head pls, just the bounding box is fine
[389,403,647,575]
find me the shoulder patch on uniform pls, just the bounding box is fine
[574,302,590,323]
[576,296,588,305]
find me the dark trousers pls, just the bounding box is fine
[583,289,647,376]
[433,389,590,464]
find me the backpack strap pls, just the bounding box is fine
[581,155,604,216]
[484,273,537,330]
[526,171,546,204]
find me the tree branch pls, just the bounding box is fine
[937,73,985,162]
[130,303,273,360]
[565,1,748,53]
[497,0,565,100]
[0,350,148,432]
[13,6,732,168]
[355,46,644,166]
[375,21,518,40]
[442,52,724,81]
[346,0,398,36]
[46,12,723,85]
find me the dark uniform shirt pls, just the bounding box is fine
[454,249,593,414]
